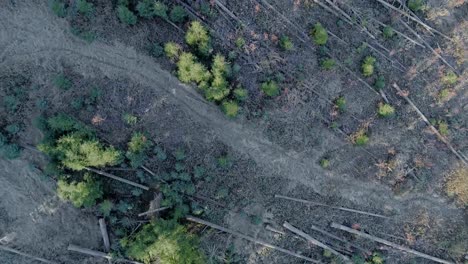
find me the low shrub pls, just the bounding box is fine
[311,23,328,45]
[5,124,21,135]
[320,158,330,169]
[261,81,280,97]
[441,71,458,86]
[57,174,103,208]
[169,6,187,23]
[53,73,72,90]
[279,35,294,51]
[445,166,468,206]
[122,220,205,264]
[117,5,137,26]
[164,42,182,60]
[382,26,395,39]
[126,132,153,168]
[3,95,19,112]
[377,103,395,117]
[335,96,346,112]
[374,75,385,90]
[76,0,94,17]
[136,0,154,18]
[222,101,239,117]
[361,56,376,77]
[51,0,67,17]
[408,0,425,12]
[100,200,114,217]
[235,37,246,48]
[0,144,21,159]
[153,1,169,19]
[438,121,449,136]
[151,43,164,57]
[233,87,248,101]
[354,132,369,146]
[320,58,335,70]
[186,21,211,56]
[123,113,138,126]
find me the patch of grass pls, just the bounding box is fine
[164,42,182,60]
[335,96,346,112]
[279,35,294,51]
[169,6,187,23]
[235,37,246,48]
[408,0,425,12]
[377,103,395,117]
[361,56,376,77]
[53,74,72,90]
[117,5,137,26]
[445,166,468,206]
[320,58,335,70]
[311,22,328,45]
[222,101,239,118]
[441,71,458,86]
[153,1,168,19]
[382,26,395,39]
[261,80,280,97]
[50,0,67,17]
[123,113,138,126]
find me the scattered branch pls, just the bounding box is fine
[84,167,149,190]
[0,245,57,264]
[275,194,391,219]
[67,244,143,264]
[283,222,352,263]
[186,216,320,263]
[137,206,169,217]
[330,223,454,264]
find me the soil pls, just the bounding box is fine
[0,0,466,263]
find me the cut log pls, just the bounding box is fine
[138,206,169,217]
[67,244,143,264]
[283,222,352,263]
[0,245,57,264]
[186,216,320,263]
[330,223,454,264]
[99,218,111,252]
[275,195,390,219]
[309,224,370,254]
[84,167,149,190]
[392,83,467,165]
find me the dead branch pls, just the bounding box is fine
[309,224,370,254]
[99,219,111,252]
[137,206,169,217]
[186,216,320,263]
[0,245,57,264]
[275,194,391,219]
[374,0,451,40]
[330,223,454,264]
[283,222,352,263]
[67,244,143,264]
[266,225,286,235]
[392,83,467,165]
[84,167,149,190]
[398,19,458,73]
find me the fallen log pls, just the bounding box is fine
[186,216,319,263]
[283,222,351,263]
[330,223,454,264]
[84,167,149,190]
[0,245,57,264]
[275,195,390,219]
[309,224,370,255]
[67,244,143,264]
[99,218,111,252]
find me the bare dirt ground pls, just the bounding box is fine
[0,0,466,263]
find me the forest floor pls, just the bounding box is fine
[0,0,466,263]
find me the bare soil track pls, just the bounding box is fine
[0,1,466,263]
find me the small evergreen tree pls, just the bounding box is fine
[233,87,248,101]
[164,42,181,60]
[117,5,137,25]
[122,220,205,264]
[261,81,280,97]
[361,56,376,77]
[222,101,239,118]
[136,0,154,18]
[169,6,187,23]
[320,58,335,70]
[279,35,294,51]
[311,23,328,45]
[185,21,211,56]
[76,0,94,17]
[377,103,395,117]
[57,174,103,208]
[153,1,169,19]
[126,132,153,168]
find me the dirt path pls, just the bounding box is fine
[0,0,464,246]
